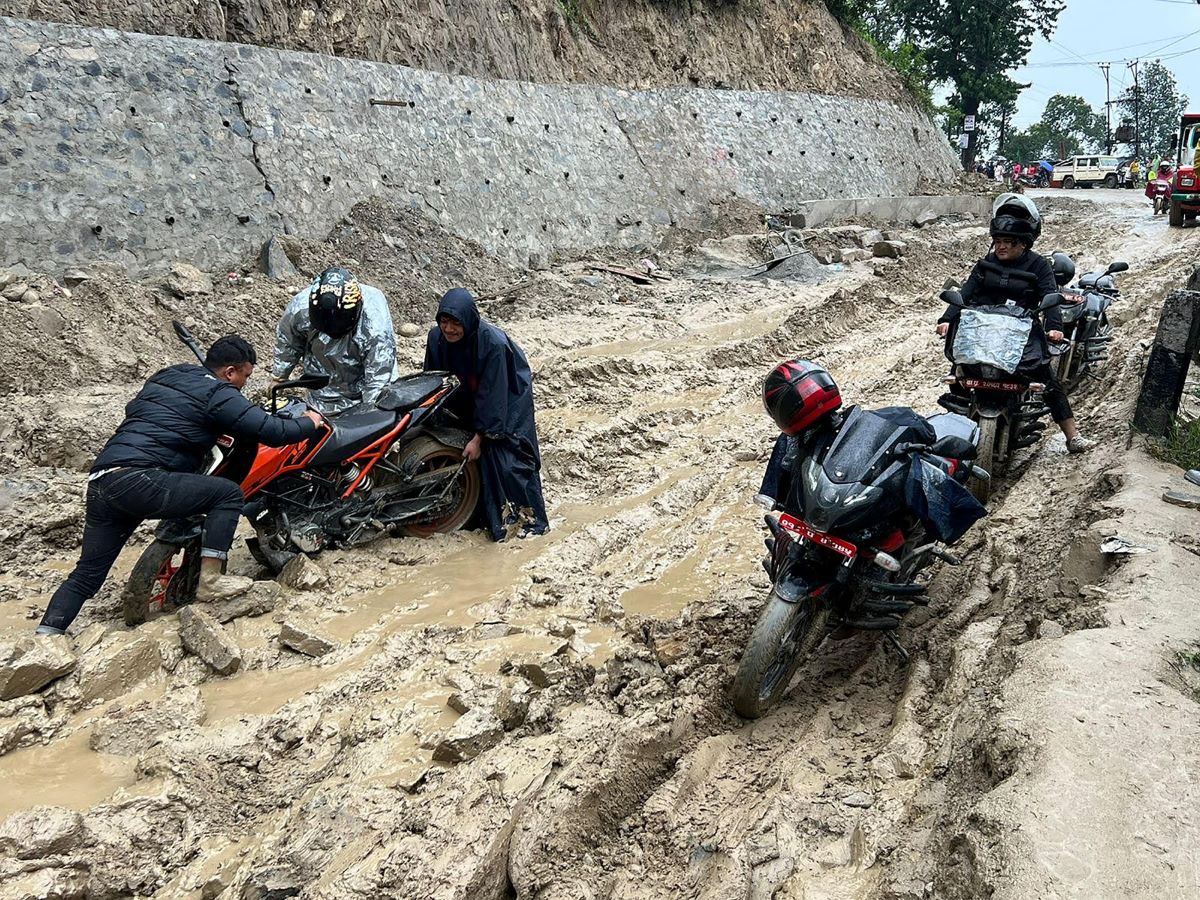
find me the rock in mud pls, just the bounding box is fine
[279,555,328,591]
[178,607,243,676]
[2,281,29,301]
[75,632,162,704]
[1162,489,1200,510]
[432,707,505,763]
[165,263,214,298]
[814,249,842,265]
[210,580,281,623]
[494,677,533,730]
[913,209,940,227]
[0,636,77,700]
[259,235,299,280]
[500,654,567,688]
[603,652,665,697]
[89,686,206,756]
[19,287,40,303]
[841,790,875,808]
[399,322,422,338]
[546,616,575,638]
[856,228,885,248]
[279,620,337,657]
[1037,620,1065,640]
[0,806,83,859]
[873,240,907,259]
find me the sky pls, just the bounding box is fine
[1011,0,1200,130]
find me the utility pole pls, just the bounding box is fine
[1100,62,1112,153]
[1128,58,1141,161]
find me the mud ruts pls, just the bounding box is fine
[0,16,957,275]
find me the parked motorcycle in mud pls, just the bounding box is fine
[122,322,481,626]
[731,407,988,718]
[1052,260,1127,390]
[935,290,1061,503]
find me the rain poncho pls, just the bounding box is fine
[272,282,399,415]
[424,288,548,541]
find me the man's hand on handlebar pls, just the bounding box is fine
[936,322,949,337]
[1047,330,1065,343]
[303,410,324,427]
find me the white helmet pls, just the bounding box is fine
[992,192,1042,240]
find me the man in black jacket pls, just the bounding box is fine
[36,335,322,635]
[935,211,1094,454]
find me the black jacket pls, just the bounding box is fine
[92,364,318,474]
[939,250,1062,333]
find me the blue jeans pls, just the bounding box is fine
[39,469,244,631]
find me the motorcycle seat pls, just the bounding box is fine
[377,374,446,412]
[311,408,400,466]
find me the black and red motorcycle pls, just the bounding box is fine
[122,322,480,625]
[731,407,988,718]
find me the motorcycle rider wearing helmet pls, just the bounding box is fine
[934,194,1095,453]
[273,267,399,415]
[755,360,937,511]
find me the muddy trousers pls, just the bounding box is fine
[1032,364,1073,423]
[39,469,244,632]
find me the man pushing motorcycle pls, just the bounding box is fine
[35,336,323,635]
[935,194,1095,454]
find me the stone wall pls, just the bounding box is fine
[0,16,959,275]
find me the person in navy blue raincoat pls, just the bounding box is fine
[424,288,549,541]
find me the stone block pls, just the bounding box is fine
[279,555,328,591]
[278,620,337,657]
[0,806,83,859]
[76,633,161,704]
[210,580,281,623]
[178,607,242,676]
[164,263,213,298]
[259,235,299,279]
[872,240,907,259]
[432,707,504,763]
[0,636,77,701]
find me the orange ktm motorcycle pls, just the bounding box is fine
[122,322,480,626]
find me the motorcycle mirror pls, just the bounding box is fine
[1039,292,1064,311]
[940,289,965,308]
[1106,261,1129,274]
[171,319,207,365]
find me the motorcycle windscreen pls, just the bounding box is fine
[904,456,987,544]
[951,307,1033,374]
[821,408,913,484]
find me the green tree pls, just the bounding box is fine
[1118,60,1188,161]
[1038,94,1107,157]
[1004,124,1053,162]
[882,0,1065,168]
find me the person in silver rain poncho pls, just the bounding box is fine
[272,267,399,415]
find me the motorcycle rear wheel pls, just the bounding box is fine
[731,590,829,719]
[391,437,482,537]
[123,539,199,627]
[970,416,999,504]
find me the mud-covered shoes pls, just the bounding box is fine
[195,558,253,602]
[1067,435,1096,454]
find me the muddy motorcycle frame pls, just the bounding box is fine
[730,409,987,719]
[1052,261,1127,390]
[935,290,1061,504]
[122,321,480,626]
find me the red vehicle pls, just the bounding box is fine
[122,322,480,625]
[1168,112,1200,226]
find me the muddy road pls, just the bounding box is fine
[1,189,1198,899]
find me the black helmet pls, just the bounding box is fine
[1050,251,1075,286]
[763,359,842,435]
[992,192,1042,241]
[309,267,363,338]
[989,214,1037,248]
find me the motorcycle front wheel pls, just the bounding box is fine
[731,590,830,719]
[123,539,200,626]
[970,416,1000,504]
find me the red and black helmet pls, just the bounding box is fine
[763,359,842,435]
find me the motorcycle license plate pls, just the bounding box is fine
[958,377,1025,392]
[777,514,858,561]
